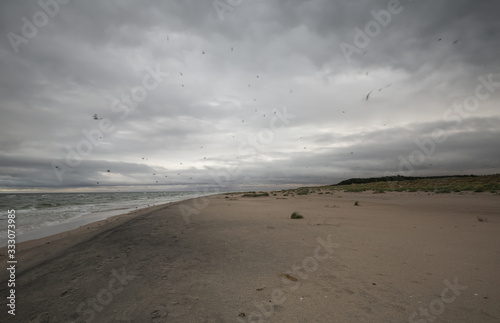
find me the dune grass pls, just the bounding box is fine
[241,192,270,197]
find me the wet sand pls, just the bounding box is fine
[1,191,499,322]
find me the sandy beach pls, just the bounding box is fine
[1,191,499,322]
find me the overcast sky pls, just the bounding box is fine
[0,0,499,192]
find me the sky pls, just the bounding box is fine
[0,0,499,192]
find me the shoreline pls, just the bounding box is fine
[1,191,499,322]
[0,191,218,247]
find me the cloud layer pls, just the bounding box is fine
[1,0,499,191]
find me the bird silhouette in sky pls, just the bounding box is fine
[452,40,459,44]
[366,90,373,100]
[378,84,391,92]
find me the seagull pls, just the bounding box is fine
[437,38,442,42]
[378,84,391,92]
[366,90,373,100]
[452,40,459,44]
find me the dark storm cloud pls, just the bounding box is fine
[0,0,499,191]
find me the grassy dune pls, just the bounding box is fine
[285,174,500,195]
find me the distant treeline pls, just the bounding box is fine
[335,175,478,186]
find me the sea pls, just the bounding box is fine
[0,191,215,246]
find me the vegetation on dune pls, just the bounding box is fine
[241,192,269,197]
[290,211,304,219]
[262,174,499,197]
[319,174,500,194]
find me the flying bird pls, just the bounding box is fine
[378,84,391,92]
[437,38,442,42]
[365,90,373,100]
[452,40,459,44]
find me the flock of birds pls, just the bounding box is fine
[89,35,458,187]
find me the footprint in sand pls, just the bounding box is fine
[30,312,50,323]
[151,308,169,322]
[60,288,74,298]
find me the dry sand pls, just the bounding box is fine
[1,191,499,322]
